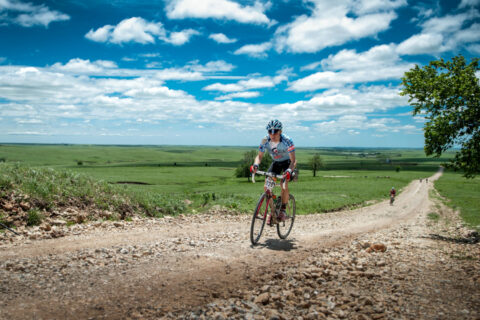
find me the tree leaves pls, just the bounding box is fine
[401,55,480,178]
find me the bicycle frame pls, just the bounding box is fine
[250,170,297,244]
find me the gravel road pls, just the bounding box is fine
[1,170,479,319]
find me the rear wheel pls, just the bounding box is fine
[277,194,296,239]
[250,193,269,245]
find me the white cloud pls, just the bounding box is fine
[274,0,401,53]
[85,25,114,42]
[165,0,271,25]
[48,58,238,81]
[352,0,407,14]
[85,17,202,46]
[0,0,69,27]
[267,86,408,133]
[209,33,237,43]
[311,113,417,135]
[459,0,480,8]
[468,43,480,54]
[51,58,118,74]
[86,17,166,44]
[396,33,444,55]
[215,91,260,100]
[204,75,284,92]
[397,11,480,55]
[162,29,200,45]
[290,45,414,91]
[234,42,272,58]
[0,61,417,140]
[187,60,235,73]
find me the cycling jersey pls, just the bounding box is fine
[259,134,295,162]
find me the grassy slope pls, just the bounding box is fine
[434,171,480,230]
[0,144,450,215]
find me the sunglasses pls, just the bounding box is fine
[268,129,280,134]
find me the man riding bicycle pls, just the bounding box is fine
[250,119,297,222]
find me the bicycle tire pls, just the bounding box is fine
[250,193,269,245]
[277,194,296,239]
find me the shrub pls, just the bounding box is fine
[27,209,43,226]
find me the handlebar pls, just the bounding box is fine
[252,170,297,190]
[252,170,284,183]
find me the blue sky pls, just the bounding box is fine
[1,0,479,148]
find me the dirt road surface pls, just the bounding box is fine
[1,171,479,319]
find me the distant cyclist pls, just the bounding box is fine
[250,119,297,221]
[390,187,396,205]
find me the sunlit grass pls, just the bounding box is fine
[434,171,480,231]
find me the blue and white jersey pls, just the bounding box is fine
[259,134,295,162]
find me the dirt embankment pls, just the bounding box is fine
[0,171,479,319]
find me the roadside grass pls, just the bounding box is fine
[0,163,187,220]
[0,144,447,218]
[434,171,480,231]
[68,166,434,214]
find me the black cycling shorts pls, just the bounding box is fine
[268,159,291,175]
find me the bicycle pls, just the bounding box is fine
[250,170,296,245]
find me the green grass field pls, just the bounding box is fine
[0,144,457,217]
[434,172,480,231]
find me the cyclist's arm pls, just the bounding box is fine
[288,151,297,171]
[254,151,264,166]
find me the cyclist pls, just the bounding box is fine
[250,119,297,222]
[390,187,396,205]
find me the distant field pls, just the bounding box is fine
[0,144,452,214]
[434,172,480,231]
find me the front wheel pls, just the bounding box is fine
[277,194,296,239]
[250,193,269,245]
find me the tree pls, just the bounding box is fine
[235,150,256,181]
[235,150,272,181]
[400,55,480,178]
[309,153,324,177]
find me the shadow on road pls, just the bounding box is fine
[253,238,298,251]
[426,232,479,244]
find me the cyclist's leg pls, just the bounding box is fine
[278,160,291,221]
[278,160,291,206]
[266,161,283,223]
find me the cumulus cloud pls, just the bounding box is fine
[234,42,272,58]
[86,17,202,46]
[396,33,444,55]
[215,91,260,100]
[187,60,235,73]
[352,0,407,14]
[162,29,200,45]
[0,0,70,27]
[266,86,411,136]
[48,58,240,82]
[291,45,414,91]
[274,0,401,53]
[209,33,237,43]
[204,74,285,92]
[0,61,416,140]
[397,11,480,55]
[165,0,271,25]
[51,58,118,74]
[86,17,165,44]
[458,0,480,8]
